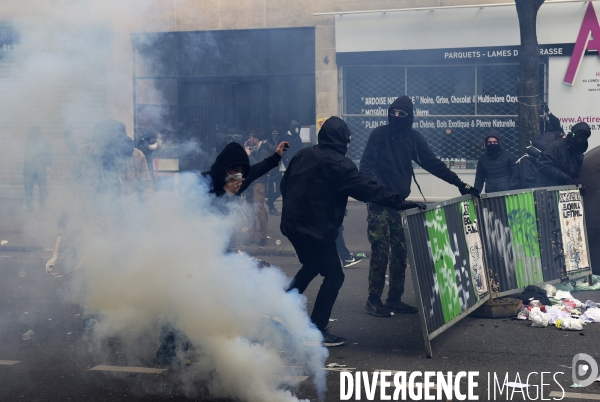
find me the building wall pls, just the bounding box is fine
[114,0,505,131]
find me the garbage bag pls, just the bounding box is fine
[542,284,557,298]
[582,308,600,323]
[529,307,549,327]
[555,317,584,331]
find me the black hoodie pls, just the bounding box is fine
[474,131,518,193]
[280,116,404,243]
[360,96,462,198]
[538,122,591,187]
[201,142,281,197]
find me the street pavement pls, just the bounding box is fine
[1,200,600,401]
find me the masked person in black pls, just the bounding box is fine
[283,120,303,166]
[360,95,479,317]
[538,122,591,187]
[281,116,425,347]
[474,131,518,193]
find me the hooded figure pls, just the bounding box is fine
[280,116,422,346]
[197,141,283,200]
[359,95,478,317]
[538,122,591,187]
[23,126,52,211]
[283,120,303,166]
[69,119,154,226]
[474,131,518,193]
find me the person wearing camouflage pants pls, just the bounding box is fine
[359,95,477,317]
[366,203,414,316]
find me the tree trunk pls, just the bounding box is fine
[515,0,545,153]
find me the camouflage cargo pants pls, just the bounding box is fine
[367,203,407,302]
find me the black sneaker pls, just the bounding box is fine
[259,238,267,248]
[385,299,418,314]
[365,298,392,317]
[269,208,278,216]
[321,328,345,347]
[343,256,363,268]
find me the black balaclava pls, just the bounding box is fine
[388,95,414,132]
[566,122,591,153]
[485,131,502,156]
[209,142,250,196]
[93,119,134,171]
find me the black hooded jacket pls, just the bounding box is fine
[538,122,591,187]
[283,120,303,166]
[360,96,462,198]
[201,142,281,197]
[280,116,404,243]
[474,132,518,193]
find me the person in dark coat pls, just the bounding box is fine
[281,116,425,346]
[538,122,591,187]
[184,140,289,215]
[360,95,479,317]
[23,126,52,212]
[474,131,518,193]
[282,120,303,167]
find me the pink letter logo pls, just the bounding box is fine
[564,2,600,85]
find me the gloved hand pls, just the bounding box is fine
[579,185,586,197]
[396,201,427,211]
[458,182,480,198]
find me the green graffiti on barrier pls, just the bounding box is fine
[505,192,543,287]
[425,206,461,323]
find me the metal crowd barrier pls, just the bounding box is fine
[402,186,592,357]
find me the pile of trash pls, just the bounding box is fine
[515,283,600,330]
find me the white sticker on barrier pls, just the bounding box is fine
[558,190,589,272]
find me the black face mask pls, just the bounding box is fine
[486,143,500,155]
[566,134,588,153]
[388,114,412,131]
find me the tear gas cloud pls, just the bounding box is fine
[0,2,327,401]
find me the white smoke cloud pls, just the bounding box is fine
[0,2,328,401]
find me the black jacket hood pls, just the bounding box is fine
[388,95,414,131]
[484,130,503,147]
[571,122,591,139]
[289,120,301,136]
[317,116,351,155]
[209,142,250,193]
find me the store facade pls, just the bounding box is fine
[332,1,600,200]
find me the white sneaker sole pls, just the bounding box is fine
[343,258,363,268]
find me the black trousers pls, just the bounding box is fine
[287,236,345,332]
[335,224,351,261]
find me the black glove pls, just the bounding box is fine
[458,182,480,198]
[396,201,427,211]
[579,185,586,197]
